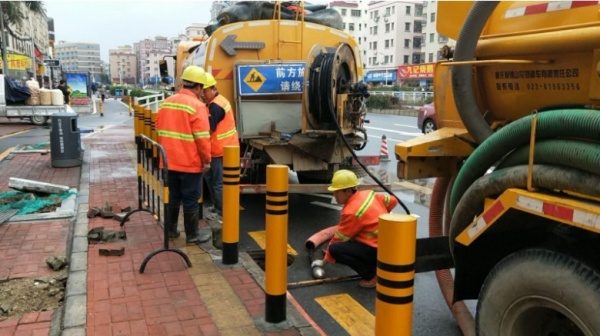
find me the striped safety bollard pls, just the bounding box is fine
[222,146,240,265]
[265,165,289,323]
[379,134,390,162]
[375,213,417,335]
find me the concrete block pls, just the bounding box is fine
[8,177,70,194]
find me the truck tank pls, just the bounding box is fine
[171,3,370,184]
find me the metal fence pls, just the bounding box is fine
[369,91,433,106]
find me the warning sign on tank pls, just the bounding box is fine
[243,68,266,92]
[237,63,305,96]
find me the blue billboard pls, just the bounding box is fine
[237,63,305,96]
[365,71,397,83]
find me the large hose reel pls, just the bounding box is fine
[304,43,367,136]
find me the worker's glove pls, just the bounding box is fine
[311,259,324,268]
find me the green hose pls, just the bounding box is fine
[450,109,600,215]
[496,139,600,174]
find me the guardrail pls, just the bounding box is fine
[134,93,165,113]
[369,91,433,105]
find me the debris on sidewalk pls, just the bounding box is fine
[99,247,125,256]
[87,226,127,243]
[100,201,114,218]
[8,177,70,194]
[0,270,68,318]
[45,255,68,271]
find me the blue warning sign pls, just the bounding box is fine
[237,63,305,96]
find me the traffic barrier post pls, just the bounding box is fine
[222,145,240,265]
[99,99,104,117]
[128,96,133,116]
[375,213,417,335]
[119,134,191,273]
[379,134,390,162]
[265,165,289,323]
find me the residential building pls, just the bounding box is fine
[329,1,369,69]
[55,42,102,81]
[108,46,136,85]
[134,36,171,86]
[185,23,208,39]
[2,6,50,82]
[422,0,450,63]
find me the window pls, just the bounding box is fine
[373,41,377,49]
[390,39,394,47]
[341,9,347,16]
[413,38,421,48]
[343,23,346,29]
[374,26,378,35]
[351,9,360,17]
[390,55,393,63]
[404,55,409,64]
[385,7,391,16]
[430,33,435,43]
[405,22,411,31]
[385,23,391,32]
[406,6,411,15]
[392,22,395,30]
[349,23,354,31]
[385,40,390,48]
[430,12,436,22]
[429,53,434,62]
[404,39,410,48]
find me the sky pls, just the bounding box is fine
[44,0,214,62]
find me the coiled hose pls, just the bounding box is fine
[450,109,600,217]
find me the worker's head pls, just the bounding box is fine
[328,169,359,205]
[201,73,218,102]
[181,65,206,97]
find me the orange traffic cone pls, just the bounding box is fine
[379,134,390,162]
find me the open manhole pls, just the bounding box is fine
[246,249,295,271]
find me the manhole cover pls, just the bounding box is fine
[0,209,19,224]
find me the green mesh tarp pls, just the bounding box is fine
[0,190,78,215]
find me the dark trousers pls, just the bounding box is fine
[329,240,377,280]
[167,171,202,211]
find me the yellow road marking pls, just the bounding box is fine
[0,147,15,161]
[0,129,30,140]
[248,230,298,256]
[315,294,375,335]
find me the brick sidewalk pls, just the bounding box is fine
[0,121,319,336]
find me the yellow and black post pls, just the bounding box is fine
[128,95,133,116]
[375,213,417,336]
[222,145,240,264]
[99,99,104,117]
[265,164,289,323]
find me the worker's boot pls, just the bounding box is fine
[183,207,211,245]
[167,206,180,240]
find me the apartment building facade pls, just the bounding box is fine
[55,42,102,80]
[108,45,137,85]
[134,36,171,86]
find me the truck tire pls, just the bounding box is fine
[476,249,600,336]
[30,116,48,126]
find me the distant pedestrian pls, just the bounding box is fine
[58,80,69,104]
[155,65,212,245]
[201,73,239,222]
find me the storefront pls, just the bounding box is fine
[0,54,34,79]
[397,62,435,88]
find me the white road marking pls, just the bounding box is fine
[364,125,422,137]
[367,134,404,143]
[394,123,419,129]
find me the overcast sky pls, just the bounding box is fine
[44,0,214,62]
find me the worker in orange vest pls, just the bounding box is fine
[314,170,398,288]
[201,73,239,222]
[155,65,212,245]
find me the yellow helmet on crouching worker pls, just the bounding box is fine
[327,169,359,191]
[202,73,217,88]
[181,65,205,84]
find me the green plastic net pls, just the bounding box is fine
[0,190,78,215]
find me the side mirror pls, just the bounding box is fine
[159,60,169,78]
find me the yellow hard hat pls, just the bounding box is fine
[327,169,359,191]
[203,73,217,88]
[181,65,205,84]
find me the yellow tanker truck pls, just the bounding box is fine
[396,1,600,334]
[161,2,372,189]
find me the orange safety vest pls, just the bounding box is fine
[209,94,239,157]
[155,89,211,173]
[324,190,398,263]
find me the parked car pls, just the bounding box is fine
[417,103,437,133]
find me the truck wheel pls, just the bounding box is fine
[30,116,48,126]
[476,249,600,336]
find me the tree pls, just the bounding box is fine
[0,2,45,74]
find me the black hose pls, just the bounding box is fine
[310,52,410,214]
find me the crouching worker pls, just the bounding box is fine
[316,170,398,288]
